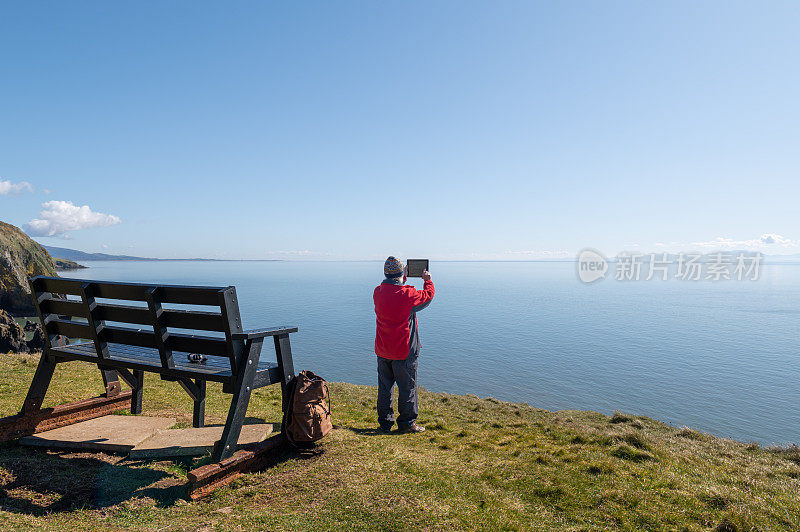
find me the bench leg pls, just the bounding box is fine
[131,370,144,415]
[177,378,206,428]
[193,380,206,428]
[213,338,263,461]
[100,369,121,397]
[21,353,57,414]
[113,368,144,415]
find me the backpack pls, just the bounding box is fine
[282,370,332,450]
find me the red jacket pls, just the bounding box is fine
[374,278,435,360]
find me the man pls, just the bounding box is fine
[373,256,435,433]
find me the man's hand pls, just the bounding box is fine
[421,270,431,281]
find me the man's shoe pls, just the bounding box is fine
[378,425,393,434]
[397,424,425,434]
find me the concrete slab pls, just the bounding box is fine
[129,423,274,459]
[19,415,176,453]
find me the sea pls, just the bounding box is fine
[62,259,800,446]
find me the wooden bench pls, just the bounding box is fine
[8,275,297,462]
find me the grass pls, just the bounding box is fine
[0,353,799,531]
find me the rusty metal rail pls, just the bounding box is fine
[0,391,133,442]
[187,433,286,500]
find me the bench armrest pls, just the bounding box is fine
[231,326,298,340]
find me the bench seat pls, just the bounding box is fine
[51,342,282,387]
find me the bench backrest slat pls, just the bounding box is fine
[30,276,245,377]
[97,326,228,353]
[39,299,228,332]
[34,277,225,306]
[49,318,93,339]
[40,298,85,318]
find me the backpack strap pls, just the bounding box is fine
[281,375,299,446]
[322,381,332,417]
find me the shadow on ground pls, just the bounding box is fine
[0,445,185,515]
[346,427,383,436]
[0,420,297,515]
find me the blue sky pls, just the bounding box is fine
[1,2,798,260]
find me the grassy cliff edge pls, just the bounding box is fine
[0,354,797,531]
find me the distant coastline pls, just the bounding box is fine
[43,245,282,263]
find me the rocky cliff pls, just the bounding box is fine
[0,221,57,315]
[0,309,44,353]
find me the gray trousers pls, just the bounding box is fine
[377,352,418,429]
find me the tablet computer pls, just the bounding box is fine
[406,259,429,278]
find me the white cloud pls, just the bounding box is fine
[0,178,34,195]
[24,200,122,238]
[688,234,799,251]
[759,233,793,246]
[274,250,331,256]
[504,249,573,258]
